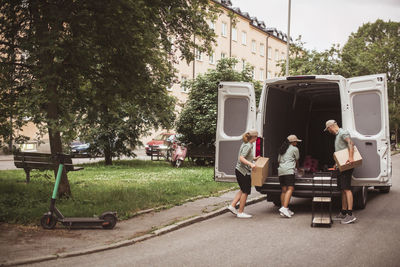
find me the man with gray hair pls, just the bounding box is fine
[324,120,357,224]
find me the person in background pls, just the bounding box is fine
[324,120,357,224]
[277,135,301,218]
[227,130,259,218]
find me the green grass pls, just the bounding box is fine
[0,160,235,225]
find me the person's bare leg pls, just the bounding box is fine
[344,189,353,211]
[342,191,348,211]
[283,186,294,208]
[281,186,287,206]
[230,190,242,208]
[238,193,248,213]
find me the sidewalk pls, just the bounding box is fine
[0,190,266,266]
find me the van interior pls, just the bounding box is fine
[262,79,342,176]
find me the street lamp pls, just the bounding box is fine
[286,0,291,76]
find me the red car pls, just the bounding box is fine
[145,132,174,156]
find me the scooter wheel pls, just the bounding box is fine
[102,214,117,229]
[41,214,57,229]
[176,159,182,168]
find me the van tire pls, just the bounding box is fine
[353,186,368,210]
[375,186,390,194]
[267,196,281,207]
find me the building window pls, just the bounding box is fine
[195,49,202,61]
[267,71,272,79]
[232,27,237,41]
[259,69,264,81]
[251,40,256,53]
[275,49,279,61]
[241,59,246,70]
[221,52,226,59]
[281,52,285,61]
[260,43,265,56]
[241,31,247,45]
[209,53,215,64]
[222,22,227,37]
[268,47,272,59]
[181,76,188,93]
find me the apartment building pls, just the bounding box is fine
[169,0,290,105]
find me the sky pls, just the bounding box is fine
[230,0,400,52]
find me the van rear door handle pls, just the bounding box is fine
[365,142,373,146]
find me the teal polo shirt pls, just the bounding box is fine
[335,128,351,152]
[278,145,299,176]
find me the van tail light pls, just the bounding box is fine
[256,137,263,157]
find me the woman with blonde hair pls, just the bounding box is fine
[227,130,259,218]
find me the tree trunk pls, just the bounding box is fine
[8,114,13,152]
[48,107,72,198]
[104,141,113,165]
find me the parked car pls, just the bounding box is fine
[69,141,90,157]
[145,132,174,156]
[215,74,392,210]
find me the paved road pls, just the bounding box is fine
[30,154,400,267]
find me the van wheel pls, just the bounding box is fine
[375,186,390,194]
[353,186,368,210]
[267,197,281,207]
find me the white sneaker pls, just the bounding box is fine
[237,212,252,218]
[227,205,238,215]
[288,209,294,216]
[279,207,292,218]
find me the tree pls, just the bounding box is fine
[279,36,341,76]
[341,20,400,144]
[0,0,218,196]
[176,58,262,151]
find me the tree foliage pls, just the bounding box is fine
[176,58,262,149]
[279,36,341,76]
[0,0,218,195]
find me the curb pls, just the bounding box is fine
[1,194,266,266]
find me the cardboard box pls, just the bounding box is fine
[251,157,269,186]
[333,146,362,172]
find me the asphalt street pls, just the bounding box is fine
[28,154,400,267]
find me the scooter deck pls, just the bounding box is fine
[60,217,103,223]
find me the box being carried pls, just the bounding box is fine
[333,146,362,172]
[251,157,269,186]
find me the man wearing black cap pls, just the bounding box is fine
[325,120,357,224]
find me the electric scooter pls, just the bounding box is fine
[40,153,117,229]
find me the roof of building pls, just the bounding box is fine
[213,0,292,43]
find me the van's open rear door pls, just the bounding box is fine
[215,82,256,182]
[346,74,391,186]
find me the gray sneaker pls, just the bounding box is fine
[341,214,357,224]
[333,212,347,221]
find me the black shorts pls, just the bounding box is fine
[279,174,295,187]
[337,169,353,190]
[235,169,251,194]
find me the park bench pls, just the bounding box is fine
[13,152,84,183]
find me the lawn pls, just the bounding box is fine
[0,160,235,225]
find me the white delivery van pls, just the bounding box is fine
[215,74,392,209]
